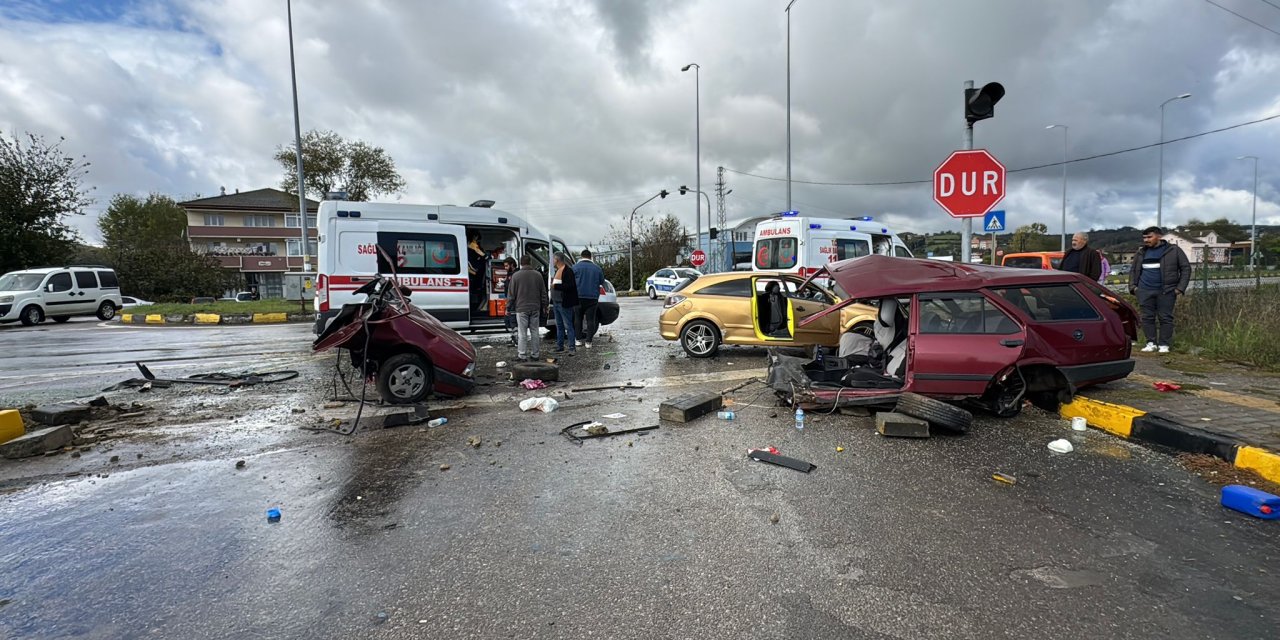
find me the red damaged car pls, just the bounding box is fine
[772,256,1138,422]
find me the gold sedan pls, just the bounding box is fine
[658,272,878,358]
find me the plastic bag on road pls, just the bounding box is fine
[519,397,559,413]
[1047,438,1074,454]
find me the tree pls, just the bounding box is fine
[600,214,690,289]
[1011,223,1053,252]
[99,194,231,301]
[0,132,92,273]
[1179,218,1247,243]
[274,130,406,201]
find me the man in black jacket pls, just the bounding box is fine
[1127,226,1191,353]
[1060,232,1102,282]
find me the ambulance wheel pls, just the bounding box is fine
[96,301,117,320]
[20,305,44,326]
[376,353,432,404]
[680,320,720,358]
[647,287,658,300]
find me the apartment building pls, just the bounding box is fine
[179,188,318,298]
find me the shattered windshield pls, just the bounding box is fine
[0,273,45,291]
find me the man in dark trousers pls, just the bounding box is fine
[1128,226,1191,354]
[507,255,548,362]
[1060,232,1102,281]
[572,249,605,349]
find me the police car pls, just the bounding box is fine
[645,267,701,300]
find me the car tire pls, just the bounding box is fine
[52,316,71,323]
[895,392,973,433]
[680,320,720,358]
[648,287,658,300]
[376,352,433,405]
[512,361,559,382]
[19,305,44,326]
[96,301,117,320]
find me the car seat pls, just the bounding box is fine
[874,298,909,378]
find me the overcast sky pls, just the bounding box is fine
[4,0,1280,247]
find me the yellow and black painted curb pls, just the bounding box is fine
[118,312,311,326]
[1061,396,1280,485]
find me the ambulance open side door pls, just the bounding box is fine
[372,221,471,327]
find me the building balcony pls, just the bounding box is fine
[188,226,317,239]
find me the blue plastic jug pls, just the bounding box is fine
[1220,485,1280,520]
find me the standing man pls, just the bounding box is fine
[1060,232,1103,282]
[572,248,605,349]
[507,255,547,362]
[1128,226,1191,353]
[467,231,489,313]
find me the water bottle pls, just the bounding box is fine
[795,407,805,431]
[717,411,736,420]
[427,417,448,428]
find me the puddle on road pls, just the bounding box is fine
[1010,566,1106,589]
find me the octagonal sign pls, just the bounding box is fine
[933,149,1006,218]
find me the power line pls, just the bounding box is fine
[1261,0,1280,13]
[1203,0,1280,36]
[725,111,1280,187]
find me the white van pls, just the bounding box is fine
[314,200,574,332]
[0,266,123,326]
[752,212,912,278]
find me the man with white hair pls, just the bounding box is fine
[1060,231,1102,282]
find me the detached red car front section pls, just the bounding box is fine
[775,256,1138,416]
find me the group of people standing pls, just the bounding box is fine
[504,249,605,362]
[1058,226,1191,354]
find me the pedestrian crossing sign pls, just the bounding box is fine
[983,210,1006,233]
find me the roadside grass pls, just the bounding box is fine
[1178,285,1280,371]
[126,300,309,316]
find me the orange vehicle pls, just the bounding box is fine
[1002,251,1064,270]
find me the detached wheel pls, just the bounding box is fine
[376,353,432,404]
[680,320,720,358]
[895,392,973,433]
[52,316,71,323]
[19,305,44,326]
[647,287,658,300]
[96,301,117,320]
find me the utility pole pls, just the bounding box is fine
[716,167,727,271]
[961,80,974,264]
[287,0,309,274]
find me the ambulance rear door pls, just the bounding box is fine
[373,221,470,327]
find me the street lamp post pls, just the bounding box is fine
[629,190,669,292]
[785,0,799,212]
[1157,93,1192,229]
[679,186,713,266]
[287,0,309,272]
[1046,124,1068,252]
[1238,155,1260,288]
[682,63,701,258]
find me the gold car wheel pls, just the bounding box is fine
[681,320,720,358]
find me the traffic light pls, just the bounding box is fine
[678,186,690,195]
[709,227,718,240]
[965,82,1005,124]
[659,189,669,198]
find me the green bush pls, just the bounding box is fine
[125,299,307,316]
[1177,285,1280,369]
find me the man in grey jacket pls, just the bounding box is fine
[1127,226,1191,353]
[507,255,549,361]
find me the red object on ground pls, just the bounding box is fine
[1153,381,1182,392]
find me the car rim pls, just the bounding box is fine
[388,364,426,398]
[26,309,39,323]
[685,324,714,355]
[101,304,114,319]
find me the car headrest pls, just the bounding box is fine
[877,298,899,326]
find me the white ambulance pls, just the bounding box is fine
[314,199,572,332]
[752,212,913,279]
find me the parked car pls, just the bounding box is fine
[775,255,1137,418]
[190,297,216,304]
[659,271,878,358]
[1109,264,1131,276]
[0,266,122,326]
[1002,252,1064,270]
[645,268,701,300]
[313,275,476,403]
[120,296,154,309]
[219,292,257,302]
[597,279,620,326]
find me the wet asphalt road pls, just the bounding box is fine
[1,298,1278,639]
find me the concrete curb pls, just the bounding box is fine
[119,312,313,326]
[1061,395,1280,485]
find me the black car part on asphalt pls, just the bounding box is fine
[747,450,816,473]
[560,420,658,445]
[105,362,300,391]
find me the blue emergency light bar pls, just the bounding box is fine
[809,223,821,229]
[781,210,799,216]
